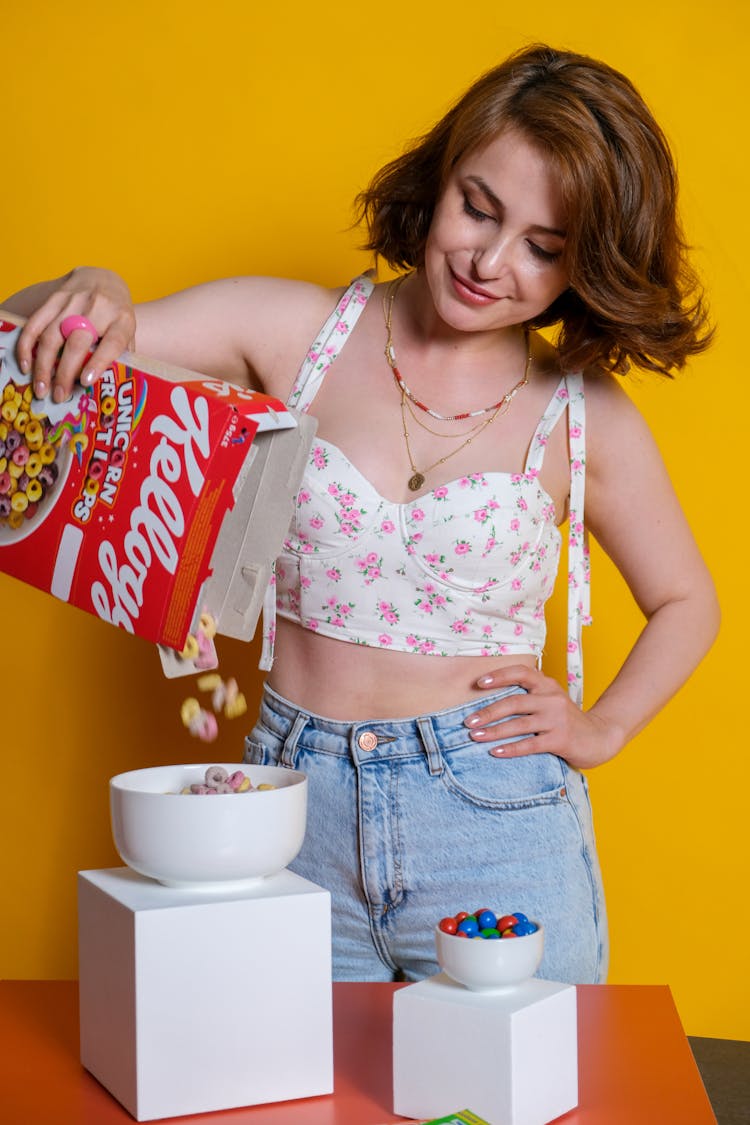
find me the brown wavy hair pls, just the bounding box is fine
[356,44,712,375]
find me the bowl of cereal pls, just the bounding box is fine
[435,909,544,992]
[0,335,84,542]
[110,763,307,890]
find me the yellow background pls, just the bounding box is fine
[1,0,747,1040]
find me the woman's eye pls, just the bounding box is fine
[527,241,562,263]
[462,195,492,222]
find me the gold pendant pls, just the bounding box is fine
[408,472,425,491]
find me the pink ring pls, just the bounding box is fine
[60,315,99,342]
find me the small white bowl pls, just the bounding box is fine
[110,764,307,891]
[435,922,544,992]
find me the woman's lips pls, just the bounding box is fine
[449,269,501,305]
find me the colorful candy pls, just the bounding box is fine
[438,909,538,940]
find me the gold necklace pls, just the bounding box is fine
[384,274,532,421]
[400,390,505,492]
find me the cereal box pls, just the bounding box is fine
[0,312,315,672]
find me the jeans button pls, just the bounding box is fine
[357,731,378,751]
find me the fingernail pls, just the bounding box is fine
[19,357,30,373]
[489,746,505,756]
[81,370,95,386]
[470,729,486,740]
[465,715,482,727]
[477,675,494,687]
[53,386,67,403]
[34,380,47,398]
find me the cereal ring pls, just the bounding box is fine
[198,612,217,639]
[0,471,10,495]
[194,630,217,671]
[13,410,29,435]
[204,766,229,787]
[38,462,59,487]
[180,634,199,661]
[26,480,43,502]
[7,509,24,529]
[180,697,201,727]
[39,443,56,465]
[191,710,218,743]
[11,445,29,467]
[24,453,42,478]
[0,401,17,423]
[2,385,15,403]
[100,395,116,416]
[87,458,105,480]
[11,492,28,513]
[196,673,223,692]
[84,477,99,497]
[0,496,10,517]
[8,460,24,480]
[224,693,247,720]
[110,448,125,467]
[24,420,43,448]
[5,430,21,454]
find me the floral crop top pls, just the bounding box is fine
[262,277,591,705]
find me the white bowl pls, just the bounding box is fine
[435,922,544,992]
[110,763,307,891]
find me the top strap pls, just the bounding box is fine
[286,275,375,412]
[524,375,571,474]
[563,373,591,707]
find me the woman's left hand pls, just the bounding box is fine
[464,664,623,769]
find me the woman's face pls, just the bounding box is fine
[423,129,570,333]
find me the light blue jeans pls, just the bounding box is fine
[245,683,608,984]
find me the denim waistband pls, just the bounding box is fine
[257,681,529,763]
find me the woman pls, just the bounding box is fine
[4,45,719,983]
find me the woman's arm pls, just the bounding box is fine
[3,268,338,402]
[464,375,720,768]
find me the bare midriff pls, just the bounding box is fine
[266,617,538,720]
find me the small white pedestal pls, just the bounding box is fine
[78,867,333,1121]
[393,973,577,1125]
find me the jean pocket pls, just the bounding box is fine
[244,737,274,766]
[440,741,568,810]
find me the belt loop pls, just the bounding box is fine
[281,712,308,768]
[417,716,444,777]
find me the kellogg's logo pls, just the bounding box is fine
[90,385,212,633]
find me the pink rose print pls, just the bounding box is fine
[454,541,471,555]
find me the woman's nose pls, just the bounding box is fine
[472,234,514,280]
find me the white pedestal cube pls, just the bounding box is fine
[393,973,577,1125]
[78,867,333,1121]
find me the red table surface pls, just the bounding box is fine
[0,981,716,1124]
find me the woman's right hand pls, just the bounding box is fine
[13,267,136,402]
